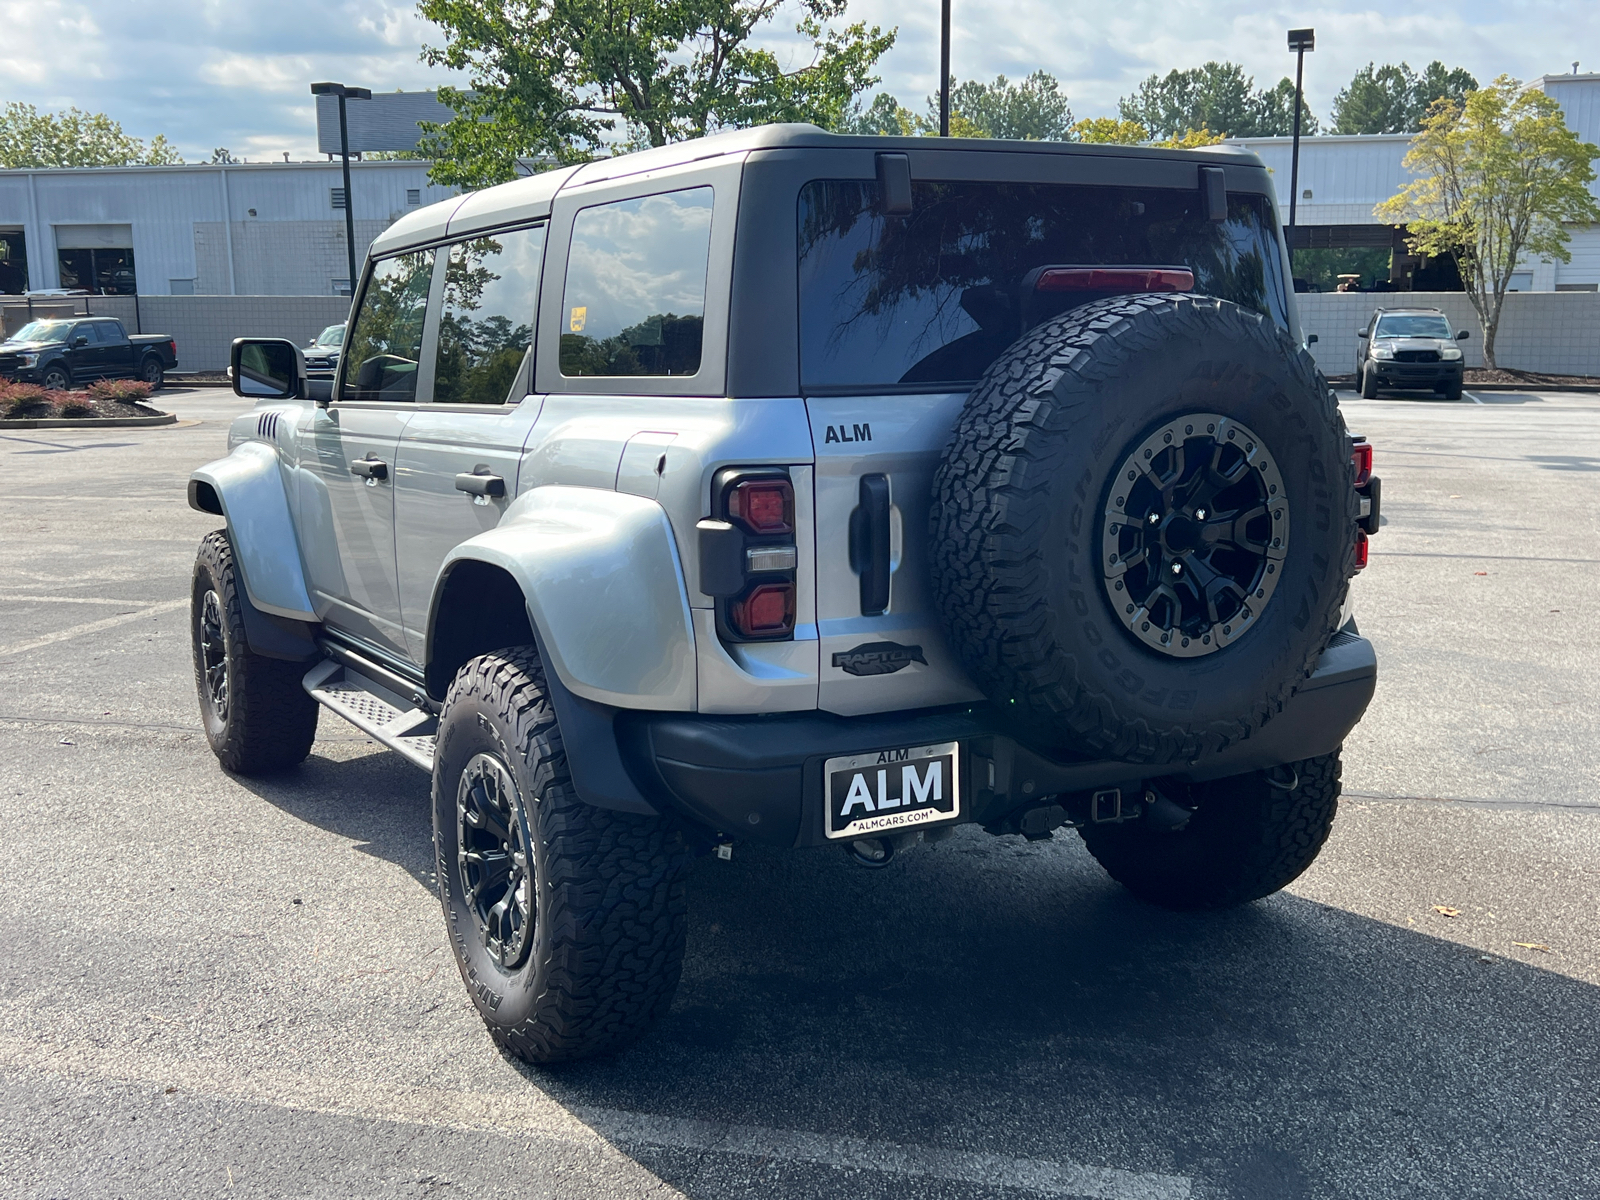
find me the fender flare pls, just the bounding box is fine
[434,486,696,712]
[189,443,319,653]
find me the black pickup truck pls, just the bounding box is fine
[0,316,177,389]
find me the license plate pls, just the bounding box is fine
[824,740,960,840]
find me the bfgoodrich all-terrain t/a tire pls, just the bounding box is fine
[191,529,318,774]
[432,648,688,1064]
[1078,753,1343,910]
[932,294,1358,766]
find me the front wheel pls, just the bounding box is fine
[191,530,318,774]
[1078,752,1342,910]
[40,364,70,391]
[432,647,688,1064]
[1359,365,1379,399]
[1441,377,1463,401]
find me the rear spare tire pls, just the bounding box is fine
[931,294,1357,765]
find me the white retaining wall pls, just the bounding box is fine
[0,295,352,371]
[1297,291,1600,378]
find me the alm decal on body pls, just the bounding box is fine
[823,422,872,444]
[824,740,960,839]
[832,641,926,677]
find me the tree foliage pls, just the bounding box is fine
[1070,117,1149,145]
[0,102,183,168]
[1330,61,1478,134]
[418,0,894,188]
[1375,77,1600,366]
[1117,61,1316,139]
[842,71,1072,141]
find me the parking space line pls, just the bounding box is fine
[2,595,174,605]
[0,1036,1191,1200]
[0,598,186,659]
[1463,391,1485,404]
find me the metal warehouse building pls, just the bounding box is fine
[1228,71,1600,292]
[0,158,456,297]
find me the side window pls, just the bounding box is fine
[339,249,436,402]
[434,224,546,405]
[559,187,712,377]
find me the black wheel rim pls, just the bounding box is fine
[199,589,229,720]
[1101,413,1289,657]
[456,753,535,970]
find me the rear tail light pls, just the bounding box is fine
[730,582,796,638]
[1354,530,1369,570]
[1351,441,1373,486]
[1033,267,1195,294]
[727,478,794,535]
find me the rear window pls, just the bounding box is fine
[798,180,1289,391]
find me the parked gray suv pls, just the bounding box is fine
[1357,306,1471,399]
[188,125,1380,1063]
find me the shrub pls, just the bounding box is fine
[88,378,154,403]
[56,396,95,417]
[1,383,51,418]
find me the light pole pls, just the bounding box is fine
[311,81,372,295]
[939,0,951,136]
[1286,28,1314,268]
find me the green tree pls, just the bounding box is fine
[1118,61,1316,139]
[1375,77,1600,366]
[418,0,895,189]
[934,71,1073,140]
[0,102,183,168]
[1070,116,1149,144]
[1330,61,1478,134]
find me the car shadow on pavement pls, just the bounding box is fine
[238,747,1600,1200]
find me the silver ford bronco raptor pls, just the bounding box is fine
[189,125,1380,1063]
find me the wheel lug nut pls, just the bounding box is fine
[1171,563,1182,575]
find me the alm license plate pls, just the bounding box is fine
[824,740,961,840]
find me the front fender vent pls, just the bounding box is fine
[257,410,281,441]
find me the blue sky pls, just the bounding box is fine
[2,0,1595,162]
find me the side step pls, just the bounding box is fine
[303,658,437,772]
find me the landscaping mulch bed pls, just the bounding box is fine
[1,380,168,423]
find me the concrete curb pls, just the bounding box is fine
[1329,377,1600,393]
[0,412,178,430]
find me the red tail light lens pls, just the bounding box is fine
[1354,530,1369,570]
[731,582,795,637]
[1351,442,1373,487]
[1034,267,1195,294]
[727,478,794,535]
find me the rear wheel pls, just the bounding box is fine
[433,647,688,1063]
[191,530,318,774]
[1079,752,1342,910]
[1359,365,1378,398]
[139,356,164,388]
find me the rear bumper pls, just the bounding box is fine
[617,631,1378,848]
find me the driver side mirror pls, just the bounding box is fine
[231,338,307,401]
[1457,329,1471,340]
[1306,333,1318,345]
[72,335,88,347]
[1357,330,1368,338]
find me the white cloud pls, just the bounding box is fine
[0,0,1595,163]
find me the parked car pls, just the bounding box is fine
[0,316,177,389]
[302,322,345,402]
[189,124,1380,1064]
[1357,307,1470,399]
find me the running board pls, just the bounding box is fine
[303,658,437,772]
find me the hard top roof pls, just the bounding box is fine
[370,123,1270,257]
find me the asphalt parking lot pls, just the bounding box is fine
[2,386,1598,1200]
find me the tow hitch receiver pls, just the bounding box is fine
[1091,788,1124,822]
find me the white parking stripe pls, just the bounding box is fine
[1462,391,1485,404]
[0,598,186,658]
[0,1036,1191,1199]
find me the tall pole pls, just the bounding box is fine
[337,93,357,296]
[1286,28,1314,268]
[939,0,951,137]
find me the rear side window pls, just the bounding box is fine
[434,225,546,404]
[798,180,1290,391]
[341,249,435,402]
[559,187,712,377]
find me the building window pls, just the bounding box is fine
[1555,283,1598,292]
[407,189,421,205]
[170,278,196,296]
[332,278,351,296]
[0,230,28,294]
[57,246,137,295]
[331,188,348,210]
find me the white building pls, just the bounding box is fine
[1227,71,1600,292]
[0,158,456,297]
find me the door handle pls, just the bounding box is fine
[454,471,506,499]
[849,473,891,615]
[349,457,388,481]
